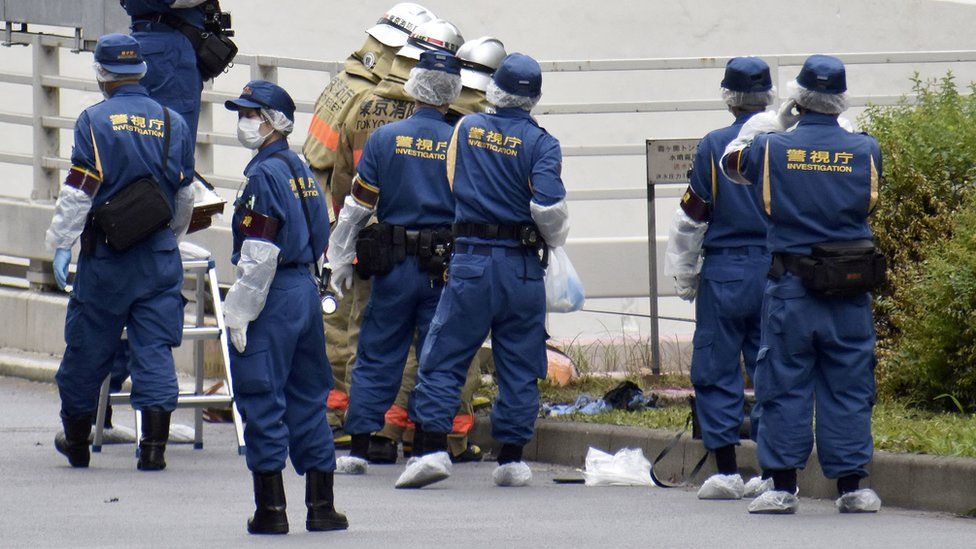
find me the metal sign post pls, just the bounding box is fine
[645,138,699,376]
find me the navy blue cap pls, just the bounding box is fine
[797,54,847,94]
[721,57,772,93]
[416,50,462,75]
[225,80,297,122]
[94,33,146,75]
[492,53,542,97]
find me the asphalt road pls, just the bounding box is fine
[2,375,975,549]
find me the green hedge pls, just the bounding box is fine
[860,74,976,409]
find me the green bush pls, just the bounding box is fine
[858,74,976,409]
[860,73,976,346]
[878,192,976,409]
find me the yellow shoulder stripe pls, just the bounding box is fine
[446,120,462,191]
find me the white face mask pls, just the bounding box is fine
[237,116,272,149]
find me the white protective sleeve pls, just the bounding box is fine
[720,111,784,185]
[170,0,209,8]
[45,186,93,252]
[223,239,280,330]
[530,199,570,248]
[170,185,194,240]
[663,207,708,279]
[326,194,373,267]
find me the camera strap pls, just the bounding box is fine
[273,153,322,283]
[649,413,709,488]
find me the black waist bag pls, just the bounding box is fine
[355,223,402,279]
[793,240,887,298]
[158,13,237,80]
[92,177,173,252]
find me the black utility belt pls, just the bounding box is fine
[770,240,886,298]
[453,222,542,247]
[355,224,453,280]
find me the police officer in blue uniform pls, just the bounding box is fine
[326,51,463,475]
[665,57,774,500]
[45,34,195,470]
[121,0,208,140]
[721,55,883,514]
[396,53,569,489]
[223,81,348,535]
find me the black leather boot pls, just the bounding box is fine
[55,412,92,468]
[137,409,170,471]
[366,435,398,464]
[305,469,349,532]
[248,471,289,535]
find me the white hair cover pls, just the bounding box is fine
[405,67,463,106]
[722,88,776,109]
[486,79,540,111]
[93,62,146,83]
[261,108,294,136]
[788,80,849,115]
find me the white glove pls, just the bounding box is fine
[675,275,699,302]
[329,263,354,300]
[776,99,801,130]
[230,324,248,353]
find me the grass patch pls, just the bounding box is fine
[544,400,976,459]
[873,401,976,458]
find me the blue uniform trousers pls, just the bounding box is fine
[411,244,547,446]
[131,22,203,141]
[230,266,336,474]
[755,273,876,479]
[692,248,768,450]
[345,257,441,436]
[57,231,183,416]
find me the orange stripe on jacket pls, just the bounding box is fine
[308,115,340,151]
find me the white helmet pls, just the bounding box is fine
[367,3,437,48]
[457,37,506,92]
[397,18,464,60]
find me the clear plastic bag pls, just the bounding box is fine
[582,447,654,487]
[545,247,585,313]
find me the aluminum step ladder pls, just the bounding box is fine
[91,255,245,455]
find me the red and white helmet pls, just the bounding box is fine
[367,3,437,48]
[397,18,464,60]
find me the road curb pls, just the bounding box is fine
[470,417,976,516]
[0,348,58,383]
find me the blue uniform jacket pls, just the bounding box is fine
[353,107,455,227]
[447,107,566,236]
[738,113,881,255]
[73,84,194,213]
[231,139,330,267]
[691,112,769,249]
[123,0,205,28]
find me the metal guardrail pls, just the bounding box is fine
[0,25,974,299]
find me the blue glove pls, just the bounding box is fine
[53,248,71,291]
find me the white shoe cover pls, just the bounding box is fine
[748,490,799,514]
[493,461,532,487]
[394,451,452,489]
[335,456,368,475]
[697,473,744,500]
[743,476,774,498]
[836,488,882,513]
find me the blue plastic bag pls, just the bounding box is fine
[545,247,585,313]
